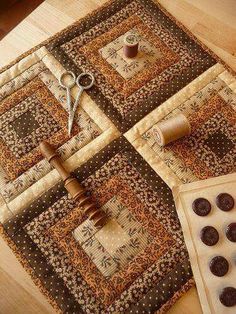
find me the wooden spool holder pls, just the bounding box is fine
[39,141,108,228]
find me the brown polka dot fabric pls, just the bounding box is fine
[12,109,40,139]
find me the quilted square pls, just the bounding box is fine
[80,15,178,97]
[0,77,72,180]
[204,130,234,159]
[47,170,172,306]
[2,137,193,313]
[0,47,117,213]
[126,64,236,187]
[48,0,216,131]
[8,101,59,158]
[12,108,40,139]
[73,193,151,278]
[49,174,156,288]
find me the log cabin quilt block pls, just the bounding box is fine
[1,137,193,313]
[47,0,216,131]
[126,64,236,188]
[0,47,117,216]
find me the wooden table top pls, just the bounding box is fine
[0,1,235,313]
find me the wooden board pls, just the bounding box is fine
[0,0,235,313]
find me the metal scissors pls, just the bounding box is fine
[59,71,95,136]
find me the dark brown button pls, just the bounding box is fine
[219,287,236,307]
[226,223,236,242]
[200,226,219,246]
[209,256,229,277]
[216,193,234,211]
[192,198,211,216]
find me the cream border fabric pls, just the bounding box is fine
[124,63,236,188]
[173,173,236,314]
[0,46,48,88]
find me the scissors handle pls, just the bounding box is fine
[59,71,76,112]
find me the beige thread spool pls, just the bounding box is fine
[153,114,191,146]
[123,33,139,58]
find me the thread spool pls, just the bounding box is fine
[123,33,139,58]
[152,114,191,146]
[39,141,108,228]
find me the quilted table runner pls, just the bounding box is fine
[0,0,235,313]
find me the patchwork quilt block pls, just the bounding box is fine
[126,64,236,188]
[2,137,193,313]
[0,47,117,217]
[80,15,178,97]
[47,0,216,131]
[0,77,73,181]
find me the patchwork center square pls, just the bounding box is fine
[95,219,130,255]
[12,109,40,138]
[72,191,153,279]
[204,130,234,159]
[192,113,235,165]
[1,96,60,158]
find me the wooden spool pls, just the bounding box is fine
[123,33,139,58]
[153,114,191,146]
[39,141,108,228]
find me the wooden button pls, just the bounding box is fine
[200,226,219,246]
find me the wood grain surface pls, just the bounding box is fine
[0,1,235,313]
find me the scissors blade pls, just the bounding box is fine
[68,110,75,136]
[68,87,83,136]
